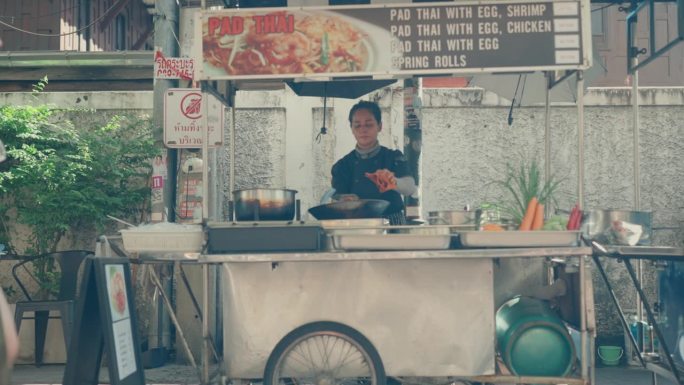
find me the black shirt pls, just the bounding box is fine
[331,146,411,215]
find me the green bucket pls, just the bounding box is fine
[496,296,576,377]
[598,345,623,366]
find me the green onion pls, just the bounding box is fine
[495,157,565,224]
[321,32,329,65]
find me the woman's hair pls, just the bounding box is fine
[348,101,381,125]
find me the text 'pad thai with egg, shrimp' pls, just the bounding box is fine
[203,11,370,76]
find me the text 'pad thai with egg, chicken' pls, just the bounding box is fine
[203,11,370,76]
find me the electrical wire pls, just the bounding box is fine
[0,1,122,37]
[507,74,523,126]
[167,17,183,49]
[592,3,616,12]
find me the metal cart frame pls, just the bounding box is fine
[199,246,594,385]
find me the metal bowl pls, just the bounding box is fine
[427,210,480,226]
[580,209,652,245]
[232,188,297,221]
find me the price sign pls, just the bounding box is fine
[63,257,145,385]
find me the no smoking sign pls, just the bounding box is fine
[164,88,225,148]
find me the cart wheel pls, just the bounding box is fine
[264,321,386,385]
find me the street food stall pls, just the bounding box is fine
[126,0,602,384]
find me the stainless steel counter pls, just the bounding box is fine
[602,245,684,261]
[199,246,593,263]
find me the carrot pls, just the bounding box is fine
[483,223,505,232]
[531,202,545,230]
[519,197,538,231]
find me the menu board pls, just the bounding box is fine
[195,0,591,80]
[63,258,145,385]
[104,264,137,381]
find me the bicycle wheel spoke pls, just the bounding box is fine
[268,327,381,385]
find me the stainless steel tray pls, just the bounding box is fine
[458,231,581,248]
[332,234,452,251]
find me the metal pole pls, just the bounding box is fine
[543,72,554,286]
[544,72,551,191]
[230,87,236,195]
[576,71,585,209]
[592,255,647,367]
[624,258,683,385]
[632,65,640,202]
[200,2,209,382]
[202,264,210,384]
[153,0,179,222]
[580,255,588,381]
[201,82,210,221]
[150,0,180,358]
[632,61,644,328]
[148,267,199,372]
[544,71,552,219]
[403,78,421,220]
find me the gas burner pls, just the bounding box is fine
[206,221,324,253]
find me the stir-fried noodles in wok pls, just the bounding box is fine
[204,11,369,75]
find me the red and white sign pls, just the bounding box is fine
[164,88,225,148]
[154,50,195,80]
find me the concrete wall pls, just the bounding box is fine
[3,86,682,358]
[417,87,683,340]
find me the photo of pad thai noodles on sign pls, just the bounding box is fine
[200,9,398,79]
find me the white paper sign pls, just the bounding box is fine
[164,88,225,148]
[105,264,137,381]
[154,50,194,80]
[112,318,136,380]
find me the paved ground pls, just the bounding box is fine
[8,364,680,385]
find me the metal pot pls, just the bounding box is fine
[232,188,297,221]
[427,210,480,226]
[581,209,652,245]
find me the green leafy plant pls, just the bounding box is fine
[31,75,49,97]
[496,157,564,225]
[0,104,158,298]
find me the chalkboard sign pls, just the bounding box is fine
[63,257,145,385]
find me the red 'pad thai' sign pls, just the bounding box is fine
[207,13,294,35]
[196,1,590,80]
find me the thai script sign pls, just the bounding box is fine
[155,50,195,80]
[164,88,225,148]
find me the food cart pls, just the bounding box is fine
[179,0,598,384]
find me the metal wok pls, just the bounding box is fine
[308,200,390,220]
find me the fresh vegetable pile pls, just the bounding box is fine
[495,157,564,231]
[542,215,568,231]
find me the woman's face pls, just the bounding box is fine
[351,108,381,150]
